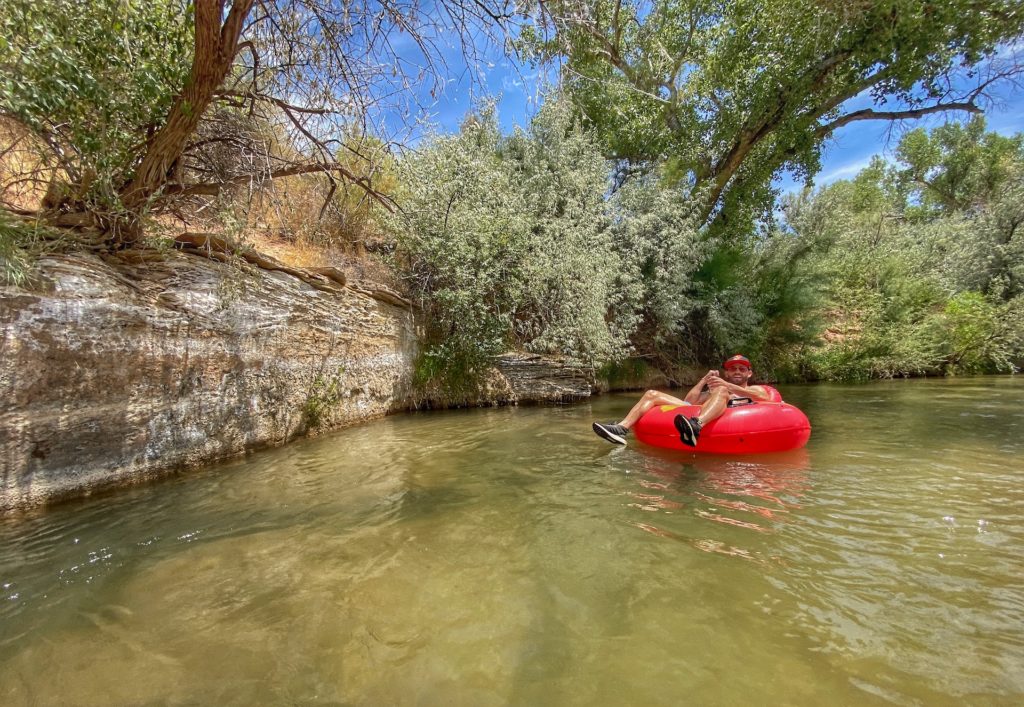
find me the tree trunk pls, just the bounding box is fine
[117,0,254,242]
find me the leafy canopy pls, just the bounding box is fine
[895,117,1024,215]
[1,1,193,206]
[526,0,1024,232]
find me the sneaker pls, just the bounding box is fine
[673,415,702,447]
[593,422,628,445]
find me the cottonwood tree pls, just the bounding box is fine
[1,0,518,246]
[526,0,1024,234]
[895,116,1024,215]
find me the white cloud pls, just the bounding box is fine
[815,157,874,185]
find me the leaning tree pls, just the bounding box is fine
[527,0,1024,234]
[1,0,518,246]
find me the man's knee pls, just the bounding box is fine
[642,389,661,400]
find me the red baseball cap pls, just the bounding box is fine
[723,354,751,369]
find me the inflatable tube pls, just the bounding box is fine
[633,399,811,454]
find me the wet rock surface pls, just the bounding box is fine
[1,251,418,512]
[1,252,606,512]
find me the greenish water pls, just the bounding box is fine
[2,378,1023,705]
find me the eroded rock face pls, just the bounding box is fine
[0,252,609,512]
[493,352,594,402]
[1,251,419,511]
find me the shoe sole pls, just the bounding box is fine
[673,415,698,447]
[593,422,626,445]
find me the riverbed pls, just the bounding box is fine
[2,377,1022,705]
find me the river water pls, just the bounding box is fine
[2,377,1023,705]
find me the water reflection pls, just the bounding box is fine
[620,447,811,564]
[1,379,1023,705]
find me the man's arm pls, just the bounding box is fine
[706,378,772,401]
[684,370,718,404]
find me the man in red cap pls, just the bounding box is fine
[592,354,774,446]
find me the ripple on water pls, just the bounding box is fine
[2,380,1024,704]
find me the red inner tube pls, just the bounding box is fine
[633,400,811,454]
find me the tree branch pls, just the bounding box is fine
[816,101,983,138]
[162,161,396,211]
[215,90,335,116]
[121,0,256,214]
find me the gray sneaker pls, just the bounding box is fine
[593,422,628,445]
[673,415,702,447]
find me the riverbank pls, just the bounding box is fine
[2,250,633,513]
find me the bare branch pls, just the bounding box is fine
[817,101,983,138]
[163,161,396,212]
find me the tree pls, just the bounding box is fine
[526,0,1024,234]
[894,116,1024,214]
[1,0,518,245]
[1,1,194,222]
[771,119,1024,379]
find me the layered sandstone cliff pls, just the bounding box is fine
[1,251,596,512]
[1,251,418,511]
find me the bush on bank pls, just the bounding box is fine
[388,111,1024,385]
[779,119,1024,381]
[387,97,734,386]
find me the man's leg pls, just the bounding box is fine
[695,387,729,426]
[593,389,687,445]
[619,389,687,429]
[675,388,729,447]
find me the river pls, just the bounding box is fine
[2,377,1022,705]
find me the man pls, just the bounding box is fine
[592,355,774,447]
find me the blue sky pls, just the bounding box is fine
[401,40,1024,196]
[772,67,1024,194]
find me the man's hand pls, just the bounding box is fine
[686,369,722,404]
[706,375,728,389]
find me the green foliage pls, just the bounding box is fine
[895,117,1024,215]
[0,212,31,285]
[0,0,193,206]
[596,357,667,390]
[604,176,705,364]
[525,0,1024,235]
[388,98,635,382]
[303,367,346,428]
[944,292,1024,374]
[735,232,825,381]
[0,210,73,286]
[601,178,825,379]
[777,120,1024,380]
[981,177,1024,299]
[388,106,528,379]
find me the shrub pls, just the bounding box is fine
[388,98,635,382]
[944,292,1023,374]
